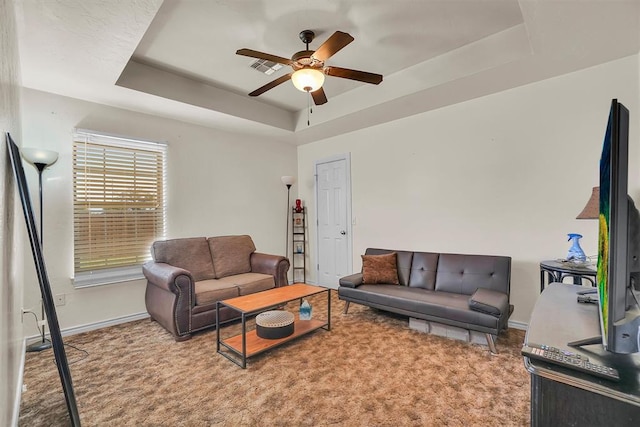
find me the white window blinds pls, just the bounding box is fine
[73,130,166,285]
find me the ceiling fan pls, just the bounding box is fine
[236,30,383,105]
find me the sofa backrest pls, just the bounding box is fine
[434,253,511,296]
[362,248,511,295]
[208,235,256,279]
[408,252,440,290]
[151,237,216,281]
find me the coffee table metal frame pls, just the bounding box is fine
[216,283,331,368]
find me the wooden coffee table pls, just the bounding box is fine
[216,283,331,368]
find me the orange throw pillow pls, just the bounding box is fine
[361,252,399,285]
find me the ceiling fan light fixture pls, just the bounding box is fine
[291,67,325,92]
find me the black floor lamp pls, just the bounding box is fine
[21,147,59,352]
[281,175,296,259]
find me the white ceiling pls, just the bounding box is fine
[15,0,640,145]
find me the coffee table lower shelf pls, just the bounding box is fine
[220,317,327,360]
[216,284,331,368]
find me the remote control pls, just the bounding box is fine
[577,295,598,304]
[522,343,620,382]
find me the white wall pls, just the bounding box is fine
[0,0,24,424]
[297,55,640,325]
[20,88,297,334]
[17,54,640,334]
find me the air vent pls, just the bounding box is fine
[250,59,284,75]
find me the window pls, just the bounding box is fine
[73,130,166,287]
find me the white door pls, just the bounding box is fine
[315,155,351,289]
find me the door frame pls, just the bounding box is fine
[314,153,353,286]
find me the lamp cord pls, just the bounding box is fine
[22,310,41,336]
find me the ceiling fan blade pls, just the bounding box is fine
[236,48,293,66]
[325,66,383,85]
[312,31,354,62]
[248,73,293,97]
[311,87,328,105]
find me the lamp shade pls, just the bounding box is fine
[576,187,600,219]
[21,148,59,168]
[281,176,296,187]
[291,68,325,92]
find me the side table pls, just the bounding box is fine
[539,260,597,293]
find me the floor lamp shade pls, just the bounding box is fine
[21,148,59,168]
[281,176,295,187]
[21,147,59,352]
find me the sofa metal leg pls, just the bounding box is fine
[343,301,350,314]
[485,333,498,354]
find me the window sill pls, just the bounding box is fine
[73,266,145,288]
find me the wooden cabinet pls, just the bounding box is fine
[524,284,640,425]
[292,207,306,283]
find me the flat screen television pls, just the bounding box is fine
[587,99,640,354]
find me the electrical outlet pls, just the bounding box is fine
[54,294,66,306]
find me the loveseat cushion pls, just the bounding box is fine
[151,237,216,282]
[194,279,239,306]
[468,288,509,317]
[362,252,399,284]
[215,272,275,296]
[208,235,256,278]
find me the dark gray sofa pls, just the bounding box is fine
[338,248,513,353]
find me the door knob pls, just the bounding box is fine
[340,230,346,235]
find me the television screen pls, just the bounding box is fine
[596,99,640,354]
[597,104,612,345]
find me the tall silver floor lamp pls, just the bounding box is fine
[281,176,296,259]
[21,147,59,352]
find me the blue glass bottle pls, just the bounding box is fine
[567,233,587,263]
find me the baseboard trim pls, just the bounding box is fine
[12,338,26,427]
[508,320,528,330]
[24,312,150,341]
[62,312,150,337]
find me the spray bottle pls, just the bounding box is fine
[299,299,312,320]
[567,233,587,263]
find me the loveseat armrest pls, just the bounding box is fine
[339,273,363,288]
[468,288,509,317]
[143,261,195,340]
[143,261,194,295]
[250,252,290,287]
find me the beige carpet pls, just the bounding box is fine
[20,292,530,426]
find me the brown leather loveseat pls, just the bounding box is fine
[143,235,289,341]
[339,248,512,353]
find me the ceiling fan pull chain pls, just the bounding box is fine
[307,91,311,126]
